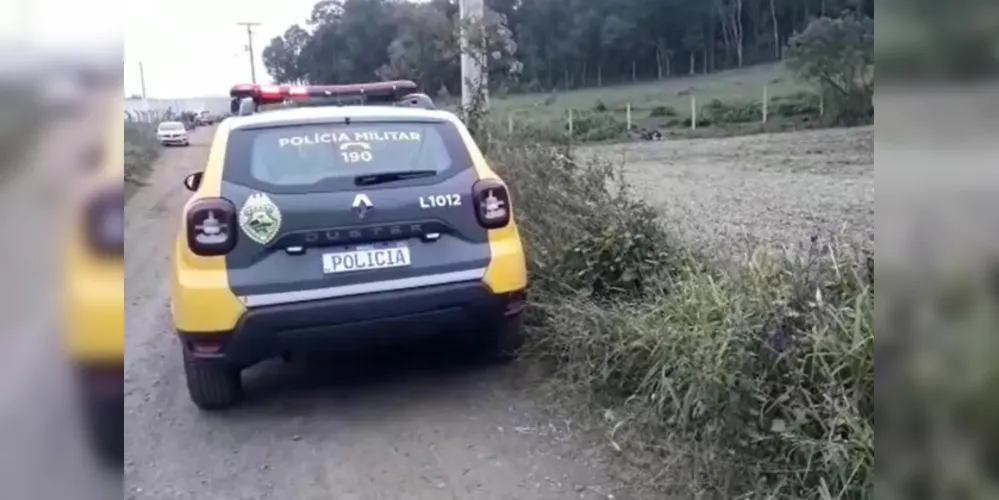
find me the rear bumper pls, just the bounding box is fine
[177,281,526,367]
[75,362,124,408]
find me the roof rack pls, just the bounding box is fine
[229,81,435,116]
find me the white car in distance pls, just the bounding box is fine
[156,121,189,147]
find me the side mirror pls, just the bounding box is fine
[184,172,204,192]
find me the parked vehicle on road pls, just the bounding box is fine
[174,81,528,410]
[195,110,213,126]
[157,121,189,146]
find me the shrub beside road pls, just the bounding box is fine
[123,121,161,199]
[490,134,873,498]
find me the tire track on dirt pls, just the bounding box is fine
[124,128,628,500]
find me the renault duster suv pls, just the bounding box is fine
[173,81,528,410]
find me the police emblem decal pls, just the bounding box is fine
[238,193,283,245]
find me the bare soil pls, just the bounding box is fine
[581,126,875,262]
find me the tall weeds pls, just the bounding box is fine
[488,135,874,499]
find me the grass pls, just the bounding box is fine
[485,126,874,498]
[497,64,804,117]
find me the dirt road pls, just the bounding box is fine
[124,127,624,500]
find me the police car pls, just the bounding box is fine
[172,81,528,410]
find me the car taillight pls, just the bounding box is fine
[186,198,238,256]
[84,185,124,257]
[472,179,511,229]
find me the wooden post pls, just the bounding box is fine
[507,115,513,135]
[762,85,769,124]
[626,102,632,130]
[568,109,574,138]
[690,95,697,130]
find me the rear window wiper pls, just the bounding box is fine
[354,170,437,186]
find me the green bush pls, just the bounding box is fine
[487,133,874,499]
[124,121,161,185]
[773,91,822,118]
[649,105,678,117]
[593,99,609,112]
[490,142,697,299]
[704,98,763,124]
[567,110,630,142]
[681,116,713,128]
[785,13,874,126]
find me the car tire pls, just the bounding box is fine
[478,313,525,362]
[182,349,242,410]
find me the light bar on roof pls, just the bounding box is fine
[228,80,419,105]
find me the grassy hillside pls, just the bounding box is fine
[495,64,803,117]
[447,64,825,142]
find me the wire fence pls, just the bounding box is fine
[123,109,166,123]
[499,84,826,139]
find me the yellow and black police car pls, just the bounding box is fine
[173,81,528,410]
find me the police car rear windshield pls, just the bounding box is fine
[224,120,470,193]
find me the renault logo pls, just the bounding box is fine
[352,193,373,218]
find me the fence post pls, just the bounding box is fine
[568,109,574,139]
[762,85,769,124]
[626,102,632,130]
[507,115,513,136]
[819,93,825,117]
[690,95,697,131]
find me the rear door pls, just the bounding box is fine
[219,117,490,306]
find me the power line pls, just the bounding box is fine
[236,22,262,84]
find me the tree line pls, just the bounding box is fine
[262,0,874,95]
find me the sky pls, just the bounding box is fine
[0,0,319,98]
[122,0,320,98]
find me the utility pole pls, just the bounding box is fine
[237,22,261,83]
[139,62,149,111]
[458,0,486,113]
